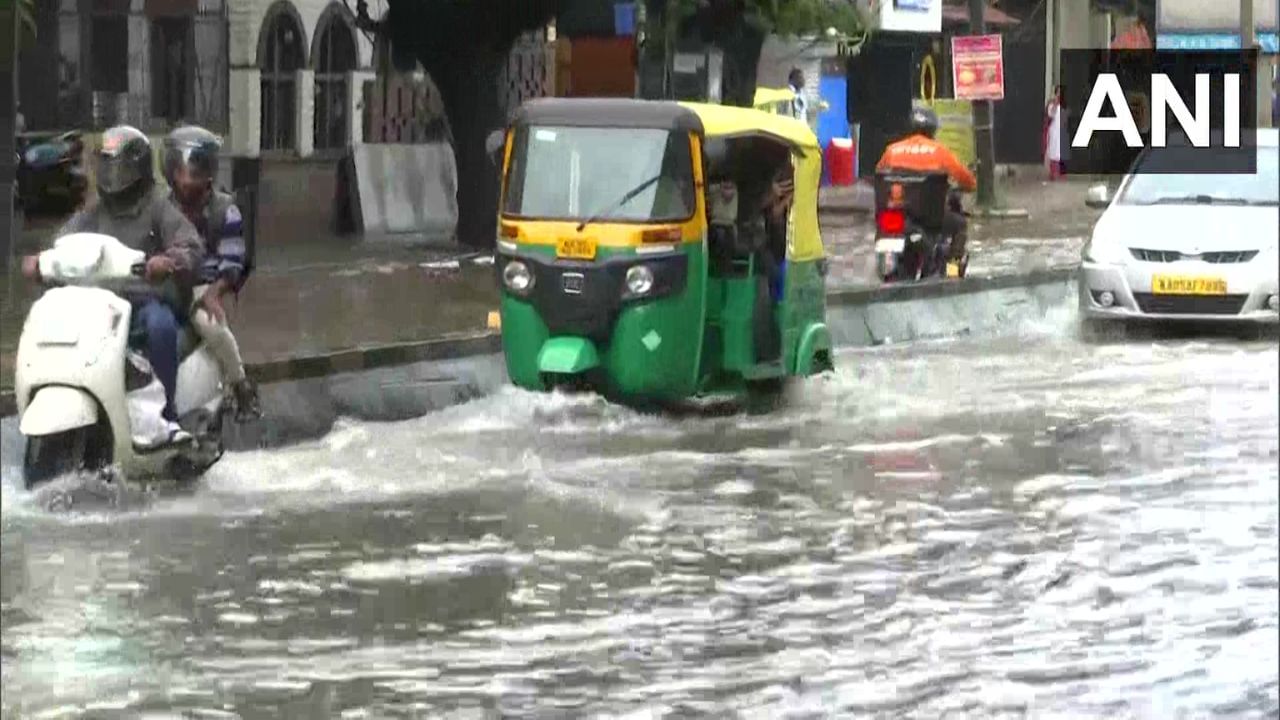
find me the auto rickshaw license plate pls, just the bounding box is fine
[557,237,597,260]
[1151,275,1226,295]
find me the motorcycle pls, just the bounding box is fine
[15,130,89,213]
[872,171,969,283]
[15,233,229,489]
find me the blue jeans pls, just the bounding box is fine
[132,299,180,422]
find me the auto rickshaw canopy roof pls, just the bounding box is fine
[752,86,796,110]
[509,98,825,262]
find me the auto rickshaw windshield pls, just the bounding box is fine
[502,125,696,224]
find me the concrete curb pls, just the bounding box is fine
[828,266,1076,307]
[0,332,502,419]
[0,268,1079,420]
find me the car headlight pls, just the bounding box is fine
[1083,238,1125,265]
[502,260,533,294]
[625,264,654,296]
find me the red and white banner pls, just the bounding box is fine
[951,34,1005,101]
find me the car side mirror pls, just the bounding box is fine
[1085,183,1111,209]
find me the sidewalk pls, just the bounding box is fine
[1,174,1098,392]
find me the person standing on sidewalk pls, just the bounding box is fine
[788,68,809,126]
[162,125,262,422]
[1043,85,1065,181]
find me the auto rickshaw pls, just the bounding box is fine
[752,87,830,120]
[494,98,834,403]
[752,87,796,117]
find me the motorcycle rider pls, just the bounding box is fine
[21,125,204,444]
[875,107,977,263]
[162,125,261,421]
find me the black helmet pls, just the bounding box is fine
[96,125,154,208]
[163,125,222,189]
[908,106,940,139]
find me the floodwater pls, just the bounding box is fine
[2,310,1277,718]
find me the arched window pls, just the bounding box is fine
[259,4,305,152]
[313,9,358,152]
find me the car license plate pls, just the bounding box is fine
[556,237,597,260]
[1151,275,1227,295]
[875,237,905,254]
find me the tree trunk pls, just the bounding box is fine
[718,22,766,107]
[425,50,507,250]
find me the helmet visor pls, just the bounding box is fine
[96,153,144,195]
[167,144,216,183]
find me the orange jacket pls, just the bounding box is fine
[876,133,978,192]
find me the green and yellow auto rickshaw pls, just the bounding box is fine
[752,86,797,117]
[494,98,834,403]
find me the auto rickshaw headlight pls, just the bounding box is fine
[625,264,654,296]
[503,260,534,294]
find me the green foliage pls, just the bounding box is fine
[18,0,37,45]
[756,0,867,38]
[648,0,868,42]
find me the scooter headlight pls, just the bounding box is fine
[625,264,654,296]
[502,260,534,294]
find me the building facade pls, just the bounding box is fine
[19,0,386,159]
[19,0,230,134]
[226,0,381,158]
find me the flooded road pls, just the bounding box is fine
[2,313,1277,718]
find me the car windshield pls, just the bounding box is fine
[502,125,696,223]
[1118,146,1279,206]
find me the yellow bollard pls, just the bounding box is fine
[486,311,501,330]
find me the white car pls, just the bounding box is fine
[1078,129,1279,325]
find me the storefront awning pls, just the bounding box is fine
[1157,32,1279,54]
[940,3,1020,27]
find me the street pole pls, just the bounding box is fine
[968,0,997,209]
[2,0,18,266]
[1241,0,1273,128]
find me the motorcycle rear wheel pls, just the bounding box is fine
[23,418,113,489]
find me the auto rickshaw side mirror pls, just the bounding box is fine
[1085,183,1111,209]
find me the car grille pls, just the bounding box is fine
[1130,248,1180,262]
[1130,248,1259,264]
[1132,293,1249,315]
[1202,251,1259,263]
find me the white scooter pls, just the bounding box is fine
[15,233,228,489]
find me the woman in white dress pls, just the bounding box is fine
[1043,85,1064,181]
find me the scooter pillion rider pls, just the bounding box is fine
[875,107,977,264]
[162,126,261,421]
[21,125,204,446]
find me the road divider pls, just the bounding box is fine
[1,269,1080,447]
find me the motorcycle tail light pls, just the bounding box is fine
[877,208,905,235]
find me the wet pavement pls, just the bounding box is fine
[2,306,1277,717]
[1,177,1098,392]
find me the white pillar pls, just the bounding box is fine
[296,69,314,158]
[349,70,375,147]
[228,68,261,157]
[128,8,150,127]
[1045,0,1056,100]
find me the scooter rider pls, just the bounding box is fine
[875,107,977,262]
[162,125,261,421]
[21,125,204,444]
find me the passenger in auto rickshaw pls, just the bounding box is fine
[701,138,793,362]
